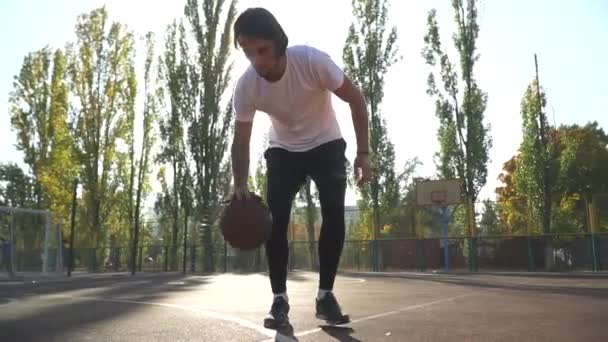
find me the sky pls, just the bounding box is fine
[1,0,607,208]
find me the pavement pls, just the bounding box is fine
[1,270,608,341]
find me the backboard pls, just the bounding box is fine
[415,179,463,207]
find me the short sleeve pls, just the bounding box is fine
[233,73,256,122]
[309,47,345,91]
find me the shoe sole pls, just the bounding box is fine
[263,317,290,330]
[316,313,351,325]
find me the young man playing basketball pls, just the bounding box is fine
[230,8,372,327]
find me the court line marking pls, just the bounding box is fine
[45,294,275,338]
[0,281,23,286]
[274,277,543,341]
[0,297,18,306]
[259,292,475,342]
[336,277,366,284]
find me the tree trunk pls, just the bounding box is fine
[182,207,189,274]
[201,208,214,273]
[171,160,179,271]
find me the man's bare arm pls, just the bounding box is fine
[231,121,253,192]
[332,75,369,154]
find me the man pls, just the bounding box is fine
[230,8,372,327]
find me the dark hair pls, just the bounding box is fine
[233,8,288,56]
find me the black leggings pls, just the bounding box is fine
[264,138,347,294]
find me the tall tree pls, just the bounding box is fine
[39,49,79,227]
[342,0,400,242]
[9,47,77,228]
[156,20,192,269]
[513,61,561,268]
[422,0,492,237]
[131,32,159,273]
[184,0,237,272]
[514,58,556,237]
[9,48,54,209]
[179,164,195,271]
[67,7,137,246]
[111,35,138,252]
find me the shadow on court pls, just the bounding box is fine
[1,271,607,341]
[319,326,360,342]
[0,273,246,342]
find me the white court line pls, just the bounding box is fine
[265,277,541,341]
[279,292,475,340]
[0,281,23,286]
[46,294,275,338]
[0,297,18,306]
[337,277,366,284]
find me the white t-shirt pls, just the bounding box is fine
[233,45,345,152]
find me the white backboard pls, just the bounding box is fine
[415,179,463,207]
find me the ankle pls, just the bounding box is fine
[317,288,331,300]
[274,292,288,302]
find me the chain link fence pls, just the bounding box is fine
[1,207,63,277]
[3,194,607,278]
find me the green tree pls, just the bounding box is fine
[9,47,77,230]
[342,0,400,242]
[156,20,189,269]
[552,123,608,234]
[514,66,560,269]
[499,122,608,236]
[0,163,36,207]
[514,75,556,236]
[9,48,54,209]
[131,32,159,273]
[0,163,42,257]
[478,200,502,236]
[67,7,137,246]
[556,122,608,203]
[110,33,138,253]
[376,158,421,238]
[422,0,492,237]
[183,0,237,272]
[40,49,78,227]
[179,165,195,271]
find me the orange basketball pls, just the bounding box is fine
[219,193,272,250]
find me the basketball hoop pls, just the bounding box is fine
[431,191,447,206]
[415,179,462,207]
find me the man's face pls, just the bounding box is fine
[238,36,279,78]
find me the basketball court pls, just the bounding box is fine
[1,270,607,341]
